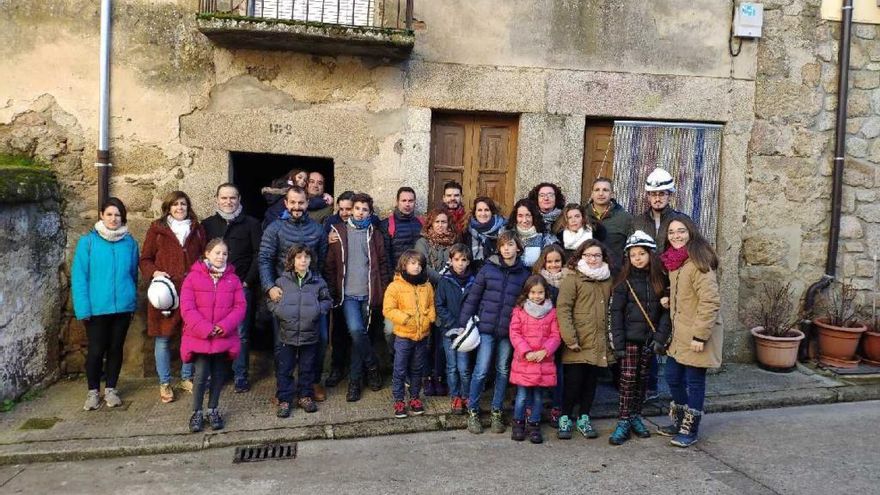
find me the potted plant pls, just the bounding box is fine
[815,280,867,368]
[748,280,804,372]
[862,256,880,365]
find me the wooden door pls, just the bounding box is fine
[582,121,615,202]
[430,114,518,215]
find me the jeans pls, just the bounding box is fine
[646,354,659,392]
[155,336,193,385]
[467,333,513,412]
[193,353,227,412]
[392,337,428,401]
[442,333,472,398]
[514,386,544,423]
[665,356,707,411]
[275,342,318,403]
[344,295,378,382]
[84,312,132,390]
[232,287,253,383]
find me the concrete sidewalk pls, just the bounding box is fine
[0,361,877,465]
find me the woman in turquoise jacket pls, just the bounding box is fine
[71,198,139,411]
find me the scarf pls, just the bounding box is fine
[423,225,457,247]
[524,299,553,319]
[541,208,562,230]
[450,269,473,289]
[167,217,191,246]
[205,260,226,284]
[468,215,506,260]
[540,269,565,288]
[562,227,592,251]
[661,246,690,272]
[576,259,611,281]
[515,225,539,241]
[347,216,372,230]
[446,205,467,233]
[402,271,428,286]
[94,221,129,242]
[216,204,243,222]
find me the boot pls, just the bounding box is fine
[346,380,362,402]
[608,419,631,446]
[511,419,526,441]
[325,368,345,388]
[629,415,651,438]
[366,367,383,391]
[527,421,543,444]
[657,401,685,437]
[671,408,702,448]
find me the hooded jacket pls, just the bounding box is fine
[383,274,437,341]
[179,261,245,363]
[458,255,530,338]
[509,306,562,388]
[610,268,672,351]
[667,260,723,369]
[557,268,614,366]
[434,268,475,330]
[269,269,333,346]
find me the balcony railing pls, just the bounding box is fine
[199,0,413,30]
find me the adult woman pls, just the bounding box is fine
[460,196,507,271]
[527,182,566,233]
[554,203,604,262]
[140,190,207,403]
[72,198,139,410]
[506,199,556,268]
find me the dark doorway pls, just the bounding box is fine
[231,152,335,223]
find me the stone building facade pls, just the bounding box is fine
[0,0,874,379]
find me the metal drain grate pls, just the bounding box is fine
[233,443,297,463]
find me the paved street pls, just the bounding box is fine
[0,401,875,495]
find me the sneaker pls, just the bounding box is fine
[511,419,526,441]
[297,396,318,413]
[234,377,250,393]
[557,415,573,440]
[409,398,425,415]
[467,410,483,434]
[189,411,204,433]
[314,384,327,402]
[527,421,543,444]
[83,389,101,411]
[208,409,224,430]
[629,415,651,438]
[276,401,291,418]
[346,381,362,402]
[104,388,122,408]
[609,419,631,446]
[178,379,194,393]
[423,377,437,396]
[576,414,598,439]
[549,407,562,427]
[159,383,175,403]
[393,400,407,418]
[490,410,505,433]
[451,396,465,415]
[366,367,383,391]
[325,368,345,388]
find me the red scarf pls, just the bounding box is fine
[661,246,689,272]
[446,206,467,234]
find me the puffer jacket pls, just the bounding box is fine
[179,261,246,363]
[557,269,614,366]
[667,259,723,369]
[633,206,691,253]
[258,212,328,293]
[381,209,424,272]
[269,270,333,346]
[458,255,530,338]
[509,306,562,387]
[324,222,390,308]
[610,268,671,351]
[71,229,139,320]
[434,269,474,330]
[586,199,634,270]
[383,274,436,341]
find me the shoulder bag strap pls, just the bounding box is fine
[625,280,656,334]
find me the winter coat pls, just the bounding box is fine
[381,209,424,273]
[556,270,614,366]
[556,225,607,262]
[586,199,634,270]
[202,212,262,288]
[434,270,475,330]
[71,229,140,320]
[324,222,391,307]
[322,212,381,234]
[610,269,672,351]
[458,255,530,338]
[633,206,691,253]
[140,219,207,338]
[179,261,246,363]
[269,270,333,346]
[383,274,436,341]
[258,212,328,293]
[261,185,331,230]
[667,260,723,369]
[413,236,453,285]
[509,306,562,387]
[512,230,557,268]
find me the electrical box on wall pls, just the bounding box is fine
[733,2,764,38]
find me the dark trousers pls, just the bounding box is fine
[562,363,601,418]
[618,343,652,419]
[275,342,318,403]
[392,337,428,401]
[193,353,227,412]
[423,325,447,382]
[85,312,132,390]
[329,306,350,372]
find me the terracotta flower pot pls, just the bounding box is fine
[862,330,880,366]
[815,317,867,368]
[750,327,804,372]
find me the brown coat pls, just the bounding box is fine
[667,260,723,369]
[324,222,391,308]
[556,270,614,367]
[139,220,207,337]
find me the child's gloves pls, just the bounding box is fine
[653,341,667,356]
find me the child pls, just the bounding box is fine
[383,249,437,418]
[435,244,475,415]
[459,231,530,434]
[269,244,333,418]
[655,218,722,448]
[180,238,246,433]
[508,275,561,444]
[556,239,614,440]
[608,231,671,445]
[534,244,567,425]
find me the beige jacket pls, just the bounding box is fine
[667,260,723,369]
[556,271,614,367]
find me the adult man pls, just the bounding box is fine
[325,193,390,402]
[528,182,566,233]
[202,183,262,393]
[585,177,634,271]
[633,168,690,252]
[307,171,334,225]
[322,191,355,388]
[381,187,423,271]
[441,181,467,234]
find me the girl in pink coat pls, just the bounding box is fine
[180,238,246,433]
[509,274,562,444]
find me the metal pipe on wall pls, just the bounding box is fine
[96,0,112,209]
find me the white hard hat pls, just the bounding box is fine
[148,275,179,315]
[625,230,658,252]
[645,168,676,193]
[447,316,481,353]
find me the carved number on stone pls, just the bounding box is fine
[269,123,293,135]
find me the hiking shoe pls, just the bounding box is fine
[609,419,631,446]
[657,401,685,437]
[527,421,543,444]
[451,396,465,415]
[314,384,327,402]
[629,415,651,438]
[409,398,425,415]
[234,377,250,393]
[557,415,573,440]
[178,379,194,393]
[208,409,224,430]
[393,400,407,418]
[467,410,483,434]
[325,368,344,388]
[366,367,383,391]
[276,401,291,418]
[189,411,204,433]
[490,410,505,433]
[159,383,174,403]
[297,396,318,413]
[104,388,122,408]
[549,407,562,427]
[346,381,362,402]
[511,419,526,441]
[576,414,598,438]
[83,389,101,411]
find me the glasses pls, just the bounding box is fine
[538,193,555,198]
[582,253,603,259]
[668,229,688,235]
[648,191,669,198]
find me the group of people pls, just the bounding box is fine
[71,166,721,448]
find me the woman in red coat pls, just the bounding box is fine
[140,190,207,403]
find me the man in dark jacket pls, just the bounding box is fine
[585,178,634,272]
[203,183,262,393]
[632,168,691,252]
[307,171,334,225]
